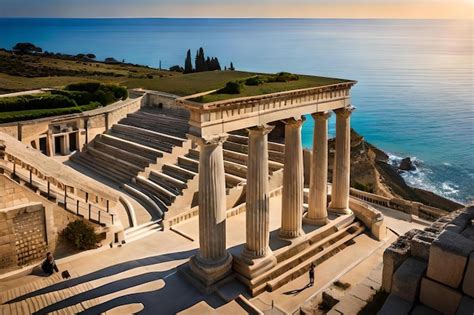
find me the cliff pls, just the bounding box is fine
[327,129,464,212]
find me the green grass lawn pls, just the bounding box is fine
[191,74,352,103]
[124,71,253,96]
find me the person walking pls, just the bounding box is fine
[41,252,59,275]
[309,263,315,286]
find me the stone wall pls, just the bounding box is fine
[380,206,474,314]
[0,175,78,273]
[0,202,48,272]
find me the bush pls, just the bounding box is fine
[244,76,265,86]
[61,220,99,250]
[169,65,184,72]
[51,90,95,105]
[12,42,42,54]
[0,94,77,112]
[0,102,101,123]
[219,81,242,94]
[66,82,101,93]
[267,72,299,82]
[103,84,128,100]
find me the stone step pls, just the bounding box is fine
[135,176,176,206]
[71,154,130,184]
[182,153,247,186]
[123,184,166,217]
[87,147,143,175]
[130,110,189,124]
[125,221,162,243]
[121,116,188,138]
[223,141,285,164]
[108,129,173,153]
[100,133,164,160]
[93,140,152,169]
[114,123,186,147]
[266,223,365,293]
[140,106,190,119]
[162,163,197,182]
[149,170,187,195]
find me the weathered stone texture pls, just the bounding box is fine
[462,253,474,298]
[420,277,462,315]
[391,257,427,302]
[378,294,413,315]
[426,230,474,289]
[456,296,474,315]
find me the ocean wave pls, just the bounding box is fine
[386,152,463,201]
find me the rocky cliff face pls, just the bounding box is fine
[327,130,464,212]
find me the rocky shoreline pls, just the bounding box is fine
[327,130,464,212]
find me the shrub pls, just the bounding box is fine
[51,90,95,105]
[12,42,42,54]
[0,94,77,112]
[61,220,99,250]
[219,81,242,94]
[169,65,183,72]
[66,82,101,93]
[267,72,299,82]
[244,76,265,86]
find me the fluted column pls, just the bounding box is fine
[330,106,355,214]
[280,117,305,239]
[242,125,274,260]
[304,111,330,225]
[189,134,232,285]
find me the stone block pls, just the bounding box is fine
[420,277,462,315]
[382,229,421,292]
[427,230,474,288]
[391,258,427,302]
[378,294,412,315]
[411,231,437,261]
[456,296,474,315]
[411,303,442,315]
[462,253,474,298]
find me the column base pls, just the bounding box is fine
[278,228,305,240]
[328,207,353,215]
[179,253,233,294]
[233,250,277,279]
[302,214,329,226]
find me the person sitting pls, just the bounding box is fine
[41,252,59,275]
[309,262,315,286]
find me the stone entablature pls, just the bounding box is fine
[178,82,355,137]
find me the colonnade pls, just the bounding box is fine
[188,106,354,285]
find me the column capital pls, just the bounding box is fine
[247,124,274,136]
[334,105,356,118]
[281,116,306,127]
[312,111,331,121]
[195,133,228,146]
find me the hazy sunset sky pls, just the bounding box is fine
[0,0,473,19]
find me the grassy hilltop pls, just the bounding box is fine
[0,50,350,103]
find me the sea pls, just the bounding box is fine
[0,18,472,203]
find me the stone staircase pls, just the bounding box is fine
[235,214,365,296]
[0,271,101,314]
[70,106,286,243]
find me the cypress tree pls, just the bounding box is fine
[229,62,235,71]
[215,57,221,70]
[184,49,193,73]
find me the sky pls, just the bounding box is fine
[0,0,472,19]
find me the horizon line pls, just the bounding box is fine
[0,16,473,21]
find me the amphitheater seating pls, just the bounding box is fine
[70,106,285,226]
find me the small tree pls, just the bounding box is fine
[229,62,235,71]
[12,42,42,54]
[170,65,184,72]
[86,53,96,59]
[184,49,193,73]
[61,220,99,250]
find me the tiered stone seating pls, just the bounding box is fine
[137,132,285,215]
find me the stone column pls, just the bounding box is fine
[280,117,305,239]
[304,111,330,225]
[45,131,54,156]
[330,106,355,214]
[60,134,70,155]
[189,134,232,285]
[242,125,274,260]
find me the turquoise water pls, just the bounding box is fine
[1,18,473,203]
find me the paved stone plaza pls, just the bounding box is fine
[0,195,423,314]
